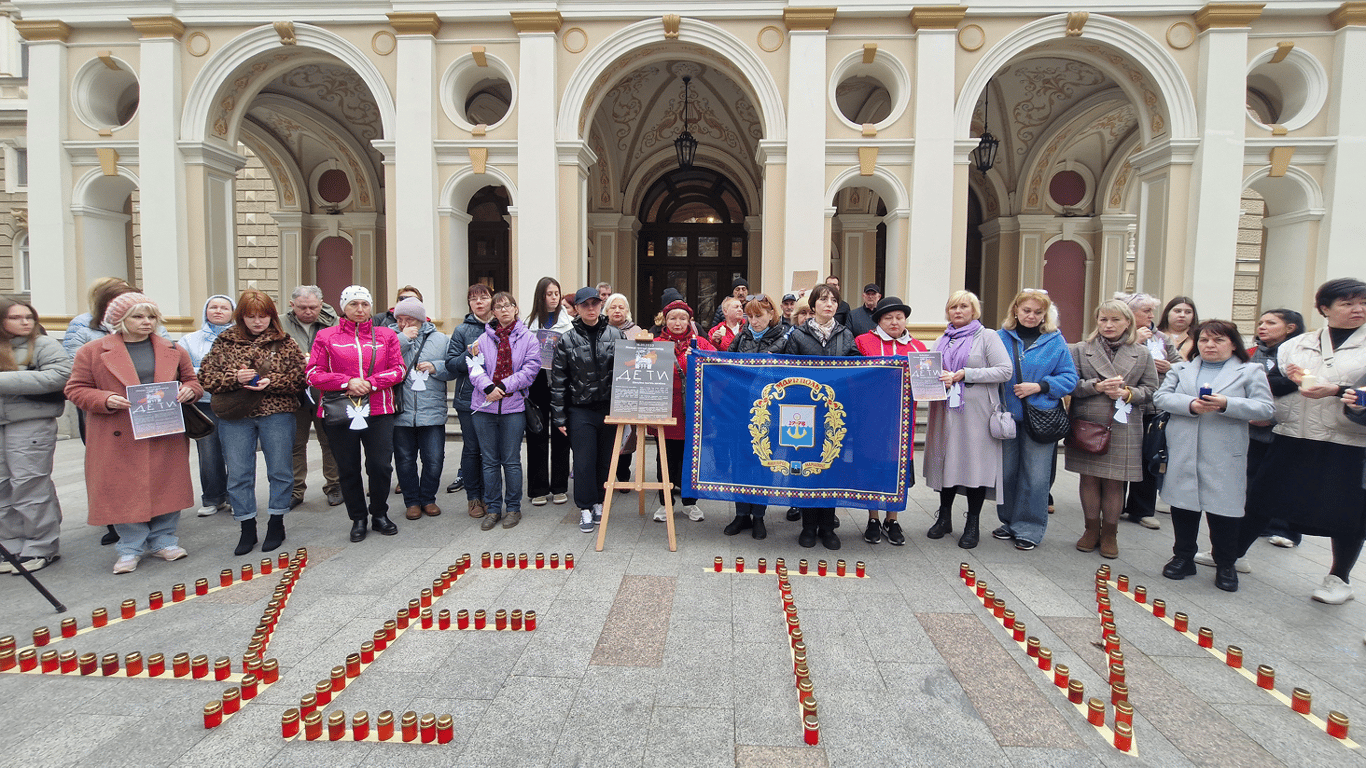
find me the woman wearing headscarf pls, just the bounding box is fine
[307,285,406,543]
[65,293,202,573]
[177,294,235,518]
[605,293,640,486]
[0,298,71,573]
[652,299,715,525]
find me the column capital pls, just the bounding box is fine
[1330,2,1366,29]
[387,12,441,36]
[1194,3,1264,32]
[14,19,71,42]
[782,7,836,32]
[130,16,185,40]
[511,11,562,34]
[909,6,967,31]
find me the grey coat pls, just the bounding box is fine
[1153,358,1274,518]
[1064,338,1158,482]
[0,335,72,425]
[922,328,1013,495]
[394,322,454,428]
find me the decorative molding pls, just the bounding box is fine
[563,27,588,54]
[387,12,441,37]
[186,31,211,57]
[1065,11,1089,37]
[758,25,784,52]
[1166,21,1196,49]
[471,46,487,66]
[1329,2,1366,29]
[371,30,395,56]
[13,20,71,42]
[96,147,119,176]
[1270,41,1294,62]
[1194,3,1265,32]
[662,14,680,40]
[858,146,877,176]
[958,24,985,51]
[273,21,297,45]
[909,7,967,31]
[510,11,563,34]
[862,43,877,63]
[469,146,488,175]
[1127,138,1200,174]
[783,7,837,32]
[130,16,185,40]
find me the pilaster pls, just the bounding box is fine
[1319,3,1366,284]
[782,8,834,292]
[388,13,440,311]
[906,9,963,310]
[16,21,75,312]
[514,11,562,302]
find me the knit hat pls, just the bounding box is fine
[660,287,684,305]
[339,285,373,308]
[663,300,694,319]
[394,297,425,321]
[731,277,750,291]
[104,292,154,329]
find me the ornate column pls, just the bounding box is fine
[1320,3,1366,281]
[387,12,441,313]
[512,11,562,300]
[1184,3,1262,315]
[269,210,305,290]
[757,140,787,290]
[782,7,835,289]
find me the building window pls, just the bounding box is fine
[15,231,29,293]
[4,145,26,193]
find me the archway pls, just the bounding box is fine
[72,168,139,288]
[1241,166,1325,320]
[467,186,511,293]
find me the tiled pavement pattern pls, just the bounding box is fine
[2,437,1365,767]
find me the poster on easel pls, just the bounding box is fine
[609,339,676,421]
[127,382,186,439]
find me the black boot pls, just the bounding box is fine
[101,524,119,545]
[723,516,753,536]
[927,508,953,539]
[350,518,368,543]
[234,519,258,556]
[819,510,841,550]
[785,507,801,522]
[752,517,767,540]
[1163,557,1197,579]
[371,513,399,536]
[957,512,980,549]
[261,514,286,552]
[1214,564,1239,592]
[797,509,818,548]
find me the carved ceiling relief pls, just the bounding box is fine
[242,135,298,208]
[1075,44,1166,137]
[1108,160,1134,211]
[607,67,659,152]
[267,64,382,142]
[1010,60,1109,151]
[589,129,613,210]
[212,53,301,138]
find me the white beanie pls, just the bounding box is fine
[394,297,425,321]
[339,285,373,308]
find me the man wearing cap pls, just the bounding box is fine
[780,293,799,328]
[551,287,626,533]
[848,283,883,337]
[710,277,750,330]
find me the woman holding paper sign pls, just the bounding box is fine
[391,297,453,522]
[307,285,406,543]
[65,293,202,574]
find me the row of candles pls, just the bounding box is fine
[773,564,820,746]
[479,551,573,570]
[959,562,1137,753]
[712,556,866,578]
[1099,568,1353,742]
[283,710,456,743]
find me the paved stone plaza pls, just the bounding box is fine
[2,436,1365,767]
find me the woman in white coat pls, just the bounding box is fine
[1154,320,1273,592]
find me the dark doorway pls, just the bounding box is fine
[965,189,984,297]
[467,186,510,293]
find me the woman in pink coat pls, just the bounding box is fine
[65,293,202,574]
[306,285,406,543]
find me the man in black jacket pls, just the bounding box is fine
[551,287,626,532]
[847,283,882,337]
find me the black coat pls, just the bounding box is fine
[847,305,877,337]
[785,320,857,357]
[444,313,491,410]
[550,318,624,426]
[728,325,792,354]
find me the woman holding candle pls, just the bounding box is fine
[1234,278,1366,603]
[524,277,573,507]
[65,293,202,573]
[923,290,1013,549]
[307,285,406,543]
[995,290,1077,551]
[1066,300,1159,559]
[0,298,71,573]
[444,284,495,518]
[654,300,715,525]
[722,294,790,538]
[853,296,927,546]
[1153,320,1273,591]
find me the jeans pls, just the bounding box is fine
[219,412,297,521]
[454,408,484,503]
[193,402,228,507]
[735,502,767,518]
[567,405,614,510]
[655,437,697,506]
[0,419,62,558]
[393,424,446,508]
[997,431,1056,545]
[525,372,570,497]
[472,410,526,516]
[292,405,339,500]
[323,414,395,521]
[114,511,180,559]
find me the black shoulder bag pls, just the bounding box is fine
[1013,337,1070,443]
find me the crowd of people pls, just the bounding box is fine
[3,272,1363,644]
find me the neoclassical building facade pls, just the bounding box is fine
[6,1,1363,336]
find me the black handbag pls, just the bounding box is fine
[322,336,377,426]
[1143,411,1171,487]
[1012,338,1070,443]
[523,403,545,435]
[182,403,216,440]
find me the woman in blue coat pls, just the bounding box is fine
[994,290,1077,550]
[1153,319,1273,592]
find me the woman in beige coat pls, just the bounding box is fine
[1066,300,1158,559]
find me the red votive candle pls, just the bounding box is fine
[437,714,454,744]
[1068,679,1085,704]
[566,553,574,569]
[240,673,258,700]
[1197,627,1213,648]
[421,608,433,629]
[1256,664,1275,690]
[511,610,523,631]
[1086,698,1106,726]
[262,659,279,684]
[282,709,300,738]
[758,558,767,574]
[220,569,233,587]
[481,552,491,568]
[1134,585,1147,604]
[525,610,537,631]
[223,687,241,715]
[438,610,451,630]
[735,557,744,573]
[191,654,209,679]
[328,711,345,741]
[536,552,545,569]
[401,712,418,742]
[377,711,395,741]
[518,553,528,570]
[1114,721,1133,751]
[92,607,108,627]
[856,561,866,578]
[1292,688,1312,714]
[496,609,507,631]
[147,653,164,677]
[550,553,559,569]
[474,610,486,630]
[799,559,809,575]
[214,657,232,681]
[1173,612,1188,632]
[420,713,436,743]
[1115,700,1133,727]
[714,556,723,572]
[803,714,819,745]
[303,711,322,741]
[204,701,222,729]
[1328,711,1350,739]
[352,712,369,741]
[1226,645,1243,669]
[817,560,827,577]
[172,653,190,678]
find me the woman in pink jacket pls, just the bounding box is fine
[307,285,406,543]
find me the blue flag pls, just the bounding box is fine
[682,351,912,511]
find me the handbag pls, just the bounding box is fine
[1143,411,1171,487]
[989,386,1017,440]
[322,336,377,428]
[523,403,545,435]
[1012,338,1070,443]
[1064,396,1114,455]
[182,403,216,440]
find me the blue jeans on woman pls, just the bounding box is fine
[454,407,484,504]
[394,424,446,509]
[471,410,526,516]
[114,511,180,559]
[997,431,1056,545]
[219,412,296,522]
[193,402,228,508]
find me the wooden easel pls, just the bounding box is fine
[596,415,678,552]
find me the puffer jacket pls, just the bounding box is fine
[444,313,493,411]
[307,317,406,417]
[394,321,454,428]
[785,319,857,357]
[0,335,71,425]
[177,295,236,404]
[63,312,169,359]
[471,319,542,414]
[1273,325,1366,447]
[729,324,791,354]
[996,328,1078,421]
[200,325,308,418]
[550,317,624,427]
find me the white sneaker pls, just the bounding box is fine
[1194,550,1214,567]
[653,506,667,522]
[685,504,704,522]
[579,509,594,533]
[1312,575,1354,605]
[0,558,13,574]
[531,496,548,506]
[592,503,602,525]
[151,546,188,561]
[1139,517,1161,530]
[1194,551,1251,573]
[113,555,140,574]
[197,505,218,517]
[1268,536,1297,548]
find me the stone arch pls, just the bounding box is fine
[1242,165,1325,313]
[824,166,907,211]
[72,167,141,285]
[440,166,520,214]
[955,14,1197,144]
[623,149,760,223]
[825,166,909,298]
[557,17,785,144]
[181,23,394,146]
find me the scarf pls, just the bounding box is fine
[1102,337,1125,359]
[937,319,982,373]
[809,317,836,345]
[492,321,515,386]
[660,324,694,360]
